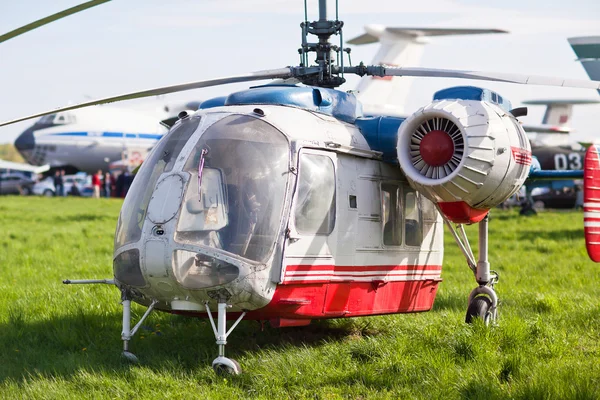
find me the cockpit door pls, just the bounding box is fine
[284,149,338,270]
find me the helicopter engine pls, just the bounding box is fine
[397,99,531,223]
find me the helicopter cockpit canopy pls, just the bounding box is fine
[115,112,290,283]
[176,115,290,264]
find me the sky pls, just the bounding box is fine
[0,0,599,144]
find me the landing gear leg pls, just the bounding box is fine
[206,300,246,375]
[466,215,498,325]
[121,290,158,362]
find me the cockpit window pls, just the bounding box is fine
[404,189,423,247]
[115,115,201,248]
[37,113,76,125]
[39,114,56,124]
[176,115,290,263]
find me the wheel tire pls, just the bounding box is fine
[43,189,54,197]
[121,351,139,364]
[465,296,493,325]
[213,359,242,375]
[22,187,31,196]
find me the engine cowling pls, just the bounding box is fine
[397,99,531,223]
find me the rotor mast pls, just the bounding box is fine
[298,0,347,88]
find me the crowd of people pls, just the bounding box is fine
[91,169,135,198]
[51,168,134,198]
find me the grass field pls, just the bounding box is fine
[0,196,598,399]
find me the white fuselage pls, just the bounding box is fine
[113,104,444,317]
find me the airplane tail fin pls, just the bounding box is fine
[522,99,600,130]
[569,36,600,94]
[584,145,600,262]
[348,26,507,116]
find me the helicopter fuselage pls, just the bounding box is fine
[113,86,444,325]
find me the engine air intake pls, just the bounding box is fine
[397,99,532,222]
[411,117,463,178]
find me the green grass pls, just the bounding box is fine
[0,196,598,399]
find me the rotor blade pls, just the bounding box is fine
[348,66,600,90]
[0,1,111,44]
[0,68,293,127]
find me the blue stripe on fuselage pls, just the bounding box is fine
[46,131,163,140]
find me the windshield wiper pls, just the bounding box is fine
[197,148,208,200]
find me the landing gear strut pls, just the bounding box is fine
[205,300,247,375]
[121,290,158,362]
[64,279,161,360]
[443,214,498,326]
[466,215,498,325]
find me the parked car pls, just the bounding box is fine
[0,173,35,195]
[32,174,92,197]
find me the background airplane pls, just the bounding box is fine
[11,101,203,174]
[13,106,165,174]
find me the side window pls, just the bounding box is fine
[294,154,336,235]
[381,183,402,246]
[405,189,423,246]
[421,195,437,222]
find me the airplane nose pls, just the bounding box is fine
[14,128,35,152]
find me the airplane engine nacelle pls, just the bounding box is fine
[397,99,531,224]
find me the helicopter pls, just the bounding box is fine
[3,0,600,376]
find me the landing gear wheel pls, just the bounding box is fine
[122,351,139,363]
[212,356,241,375]
[465,296,493,325]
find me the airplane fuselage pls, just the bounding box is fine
[14,106,167,173]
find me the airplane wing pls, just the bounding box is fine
[348,26,507,117]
